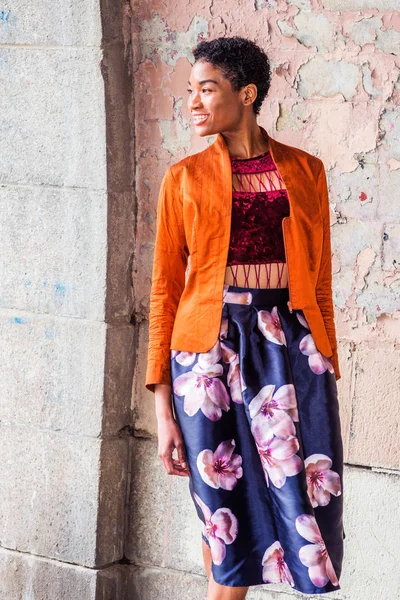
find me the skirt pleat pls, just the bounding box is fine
[170,285,344,595]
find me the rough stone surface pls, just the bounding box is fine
[0,547,129,600]
[0,2,102,46]
[0,312,107,437]
[0,48,106,188]
[132,319,158,437]
[0,424,127,568]
[348,343,400,469]
[341,465,400,600]
[0,186,107,320]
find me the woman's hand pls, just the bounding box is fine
[155,383,190,477]
[157,415,191,477]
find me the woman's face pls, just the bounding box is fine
[187,60,247,136]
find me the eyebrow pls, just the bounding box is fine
[187,79,219,86]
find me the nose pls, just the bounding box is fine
[188,90,202,111]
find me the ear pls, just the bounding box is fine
[242,83,258,107]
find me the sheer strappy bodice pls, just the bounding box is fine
[224,149,290,289]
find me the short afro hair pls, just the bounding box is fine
[192,36,271,116]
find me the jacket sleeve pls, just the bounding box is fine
[145,167,188,393]
[316,160,341,381]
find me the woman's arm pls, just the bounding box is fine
[145,166,189,393]
[155,383,189,477]
[145,168,190,476]
[316,161,341,380]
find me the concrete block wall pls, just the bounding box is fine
[0,0,135,598]
[130,0,400,598]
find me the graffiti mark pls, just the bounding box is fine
[53,282,67,297]
[0,9,17,27]
[10,316,27,325]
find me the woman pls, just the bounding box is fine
[145,36,344,599]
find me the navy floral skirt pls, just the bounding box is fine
[170,285,344,595]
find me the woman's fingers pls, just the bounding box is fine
[157,418,191,476]
[172,458,190,476]
[161,456,190,477]
[176,440,189,472]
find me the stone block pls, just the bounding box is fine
[0,1,102,46]
[339,465,400,600]
[0,547,129,600]
[348,343,400,469]
[103,324,135,436]
[0,313,106,437]
[132,319,158,437]
[128,566,208,600]
[0,424,127,567]
[0,185,107,319]
[0,48,106,188]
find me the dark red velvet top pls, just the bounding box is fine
[227,150,290,265]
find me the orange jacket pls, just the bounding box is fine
[145,125,341,392]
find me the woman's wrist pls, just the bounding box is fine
[154,383,174,421]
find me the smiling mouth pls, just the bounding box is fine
[192,114,209,125]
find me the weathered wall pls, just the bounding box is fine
[129,1,400,598]
[0,1,135,598]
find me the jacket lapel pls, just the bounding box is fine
[208,125,299,221]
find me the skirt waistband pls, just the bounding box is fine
[224,284,290,306]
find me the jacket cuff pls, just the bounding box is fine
[145,358,172,394]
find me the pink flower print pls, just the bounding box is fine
[295,514,339,587]
[299,334,335,375]
[223,284,253,305]
[171,350,196,366]
[173,342,230,421]
[221,342,246,404]
[249,384,299,442]
[193,492,238,565]
[296,313,335,376]
[219,318,229,340]
[257,434,303,488]
[261,541,295,587]
[196,439,243,490]
[257,307,287,345]
[296,311,309,329]
[197,339,222,370]
[305,454,342,508]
